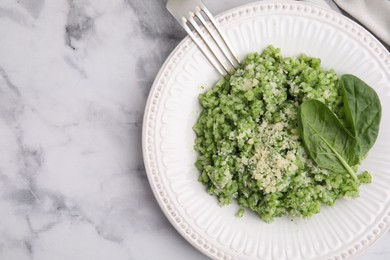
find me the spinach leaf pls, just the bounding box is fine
[298,75,382,180]
[298,100,358,180]
[340,74,382,158]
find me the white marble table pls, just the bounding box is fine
[0,0,388,259]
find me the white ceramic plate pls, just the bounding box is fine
[142,1,390,259]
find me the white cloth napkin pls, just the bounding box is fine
[334,0,390,45]
[310,0,390,45]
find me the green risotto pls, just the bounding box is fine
[193,46,373,222]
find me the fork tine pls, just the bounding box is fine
[199,5,241,66]
[182,17,227,75]
[186,14,231,75]
[194,8,237,69]
[166,0,240,75]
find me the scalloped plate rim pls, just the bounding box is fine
[142,1,390,260]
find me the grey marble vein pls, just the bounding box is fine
[65,0,94,50]
[17,0,45,19]
[0,66,21,96]
[0,6,33,27]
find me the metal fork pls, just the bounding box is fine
[166,0,240,75]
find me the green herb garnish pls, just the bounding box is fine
[298,75,381,180]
